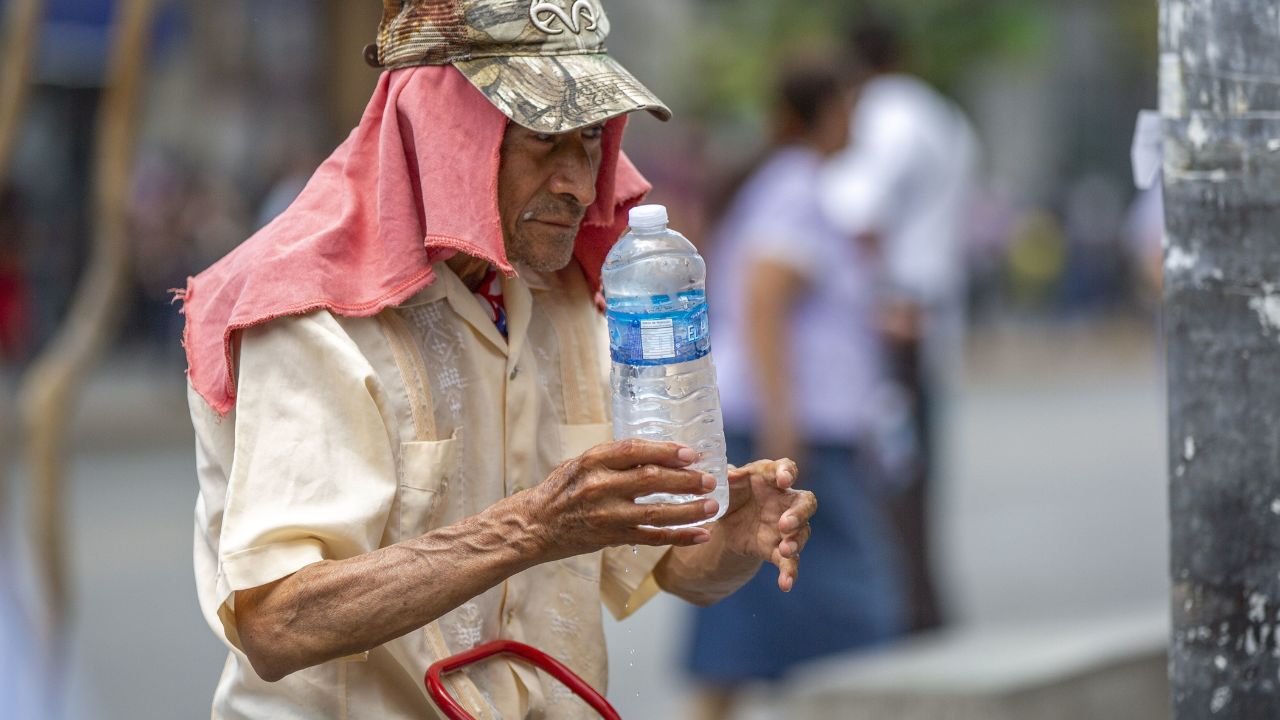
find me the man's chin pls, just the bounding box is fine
[514,251,576,273]
[508,229,578,273]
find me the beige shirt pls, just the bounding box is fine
[190,262,668,719]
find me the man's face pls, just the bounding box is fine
[497,122,605,273]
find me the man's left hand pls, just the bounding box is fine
[716,458,816,592]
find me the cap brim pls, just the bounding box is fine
[454,53,672,134]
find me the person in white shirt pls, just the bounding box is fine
[684,61,906,720]
[819,19,980,633]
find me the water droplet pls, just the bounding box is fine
[632,545,639,555]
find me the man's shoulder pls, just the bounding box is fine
[242,307,367,344]
[237,309,388,378]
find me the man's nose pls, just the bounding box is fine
[548,136,598,208]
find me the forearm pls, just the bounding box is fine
[236,498,545,681]
[653,526,760,607]
[746,259,803,458]
[753,319,796,448]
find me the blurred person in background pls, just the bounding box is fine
[1006,209,1068,311]
[820,18,979,633]
[127,151,197,362]
[254,135,327,230]
[1123,184,1165,315]
[0,187,31,361]
[180,2,816,718]
[686,61,906,720]
[1060,174,1127,317]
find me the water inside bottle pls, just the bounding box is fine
[603,205,730,527]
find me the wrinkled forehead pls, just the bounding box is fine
[380,0,611,67]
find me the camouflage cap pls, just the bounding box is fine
[374,0,672,134]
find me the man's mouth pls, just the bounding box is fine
[526,216,581,229]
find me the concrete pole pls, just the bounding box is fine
[1163,1,1280,715]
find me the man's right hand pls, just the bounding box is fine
[517,439,719,561]
[232,439,715,681]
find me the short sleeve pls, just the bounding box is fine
[209,312,399,644]
[738,165,826,280]
[600,545,669,621]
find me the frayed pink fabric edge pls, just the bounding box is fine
[176,264,435,417]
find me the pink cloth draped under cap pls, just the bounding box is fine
[178,65,650,416]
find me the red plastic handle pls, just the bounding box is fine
[425,640,621,720]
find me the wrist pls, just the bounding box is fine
[710,524,765,568]
[657,532,761,606]
[483,491,556,570]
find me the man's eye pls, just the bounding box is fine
[582,125,605,140]
[533,133,556,143]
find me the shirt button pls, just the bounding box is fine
[509,366,519,380]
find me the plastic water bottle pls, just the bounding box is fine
[602,205,729,526]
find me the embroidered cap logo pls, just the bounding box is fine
[529,0,600,35]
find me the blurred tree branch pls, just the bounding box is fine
[18,0,157,639]
[0,0,44,547]
[0,0,43,186]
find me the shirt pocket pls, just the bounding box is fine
[558,422,613,465]
[397,435,460,541]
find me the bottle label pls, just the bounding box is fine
[607,300,711,366]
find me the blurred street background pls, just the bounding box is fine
[1,1,1169,718]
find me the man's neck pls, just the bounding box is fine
[446,254,493,292]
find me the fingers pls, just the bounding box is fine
[730,458,800,490]
[773,521,808,593]
[776,552,799,592]
[779,489,817,534]
[628,497,720,529]
[774,490,815,593]
[587,439,698,471]
[766,458,800,490]
[632,525,713,548]
[779,525,811,559]
[614,465,715,500]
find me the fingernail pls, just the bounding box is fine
[702,474,716,491]
[677,447,697,463]
[693,532,712,544]
[703,500,719,516]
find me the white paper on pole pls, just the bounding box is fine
[1132,110,1163,190]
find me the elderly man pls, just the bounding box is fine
[180,2,816,718]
